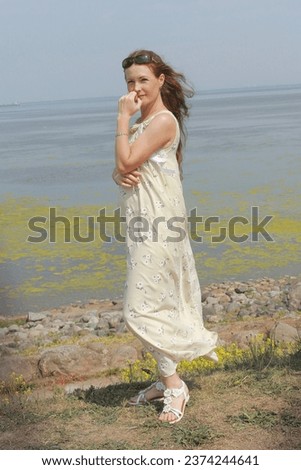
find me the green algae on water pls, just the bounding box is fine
[0,192,300,312]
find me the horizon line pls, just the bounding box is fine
[2,82,301,107]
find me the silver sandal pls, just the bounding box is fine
[127,380,166,406]
[160,380,190,424]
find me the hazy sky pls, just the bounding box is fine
[1,0,300,103]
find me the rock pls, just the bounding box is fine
[101,310,123,322]
[116,323,128,334]
[231,293,249,303]
[28,329,47,340]
[289,278,301,310]
[37,342,138,380]
[202,304,216,319]
[218,294,231,304]
[237,308,252,318]
[27,311,49,322]
[15,331,30,342]
[0,274,300,388]
[249,304,261,315]
[80,315,91,323]
[95,318,110,333]
[8,324,20,333]
[270,290,281,298]
[109,345,138,368]
[0,356,37,382]
[38,345,108,378]
[0,327,8,338]
[201,291,210,302]
[80,311,98,323]
[270,322,299,343]
[86,317,99,329]
[235,285,248,294]
[77,329,95,337]
[206,296,219,305]
[226,302,241,314]
[206,315,221,324]
[108,317,123,330]
[86,342,108,354]
[96,329,110,337]
[213,304,225,315]
[229,329,264,348]
[53,319,65,329]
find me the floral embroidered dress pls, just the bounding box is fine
[120,110,218,364]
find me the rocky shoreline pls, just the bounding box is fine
[0,275,300,392]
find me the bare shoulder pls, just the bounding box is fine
[147,112,177,133]
[153,111,176,124]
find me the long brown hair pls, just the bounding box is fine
[125,49,194,175]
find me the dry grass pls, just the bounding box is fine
[0,365,300,450]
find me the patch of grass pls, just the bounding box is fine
[0,394,44,428]
[0,373,34,395]
[227,408,279,429]
[171,420,217,449]
[216,369,300,400]
[100,440,135,450]
[1,335,300,450]
[280,411,301,428]
[259,370,301,397]
[0,317,26,328]
[0,373,38,427]
[1,368,300,450]
[22,331,136,357]
[227,407,301,432]
[287,345,301,371]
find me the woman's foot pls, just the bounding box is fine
[128,380,166,406]
[159,380,190,424]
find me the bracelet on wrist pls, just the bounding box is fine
[115,132,129,137]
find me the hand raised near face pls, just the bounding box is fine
[118,91,142,117]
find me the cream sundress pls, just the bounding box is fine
[120,110,218,366]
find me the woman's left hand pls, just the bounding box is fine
[112,168,141,187]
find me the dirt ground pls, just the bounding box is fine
[1,365,300,450]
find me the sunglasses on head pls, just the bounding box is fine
[122,54,157,69]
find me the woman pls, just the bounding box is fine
[112,50,218,424]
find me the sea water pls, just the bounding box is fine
[1,85,300,314]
